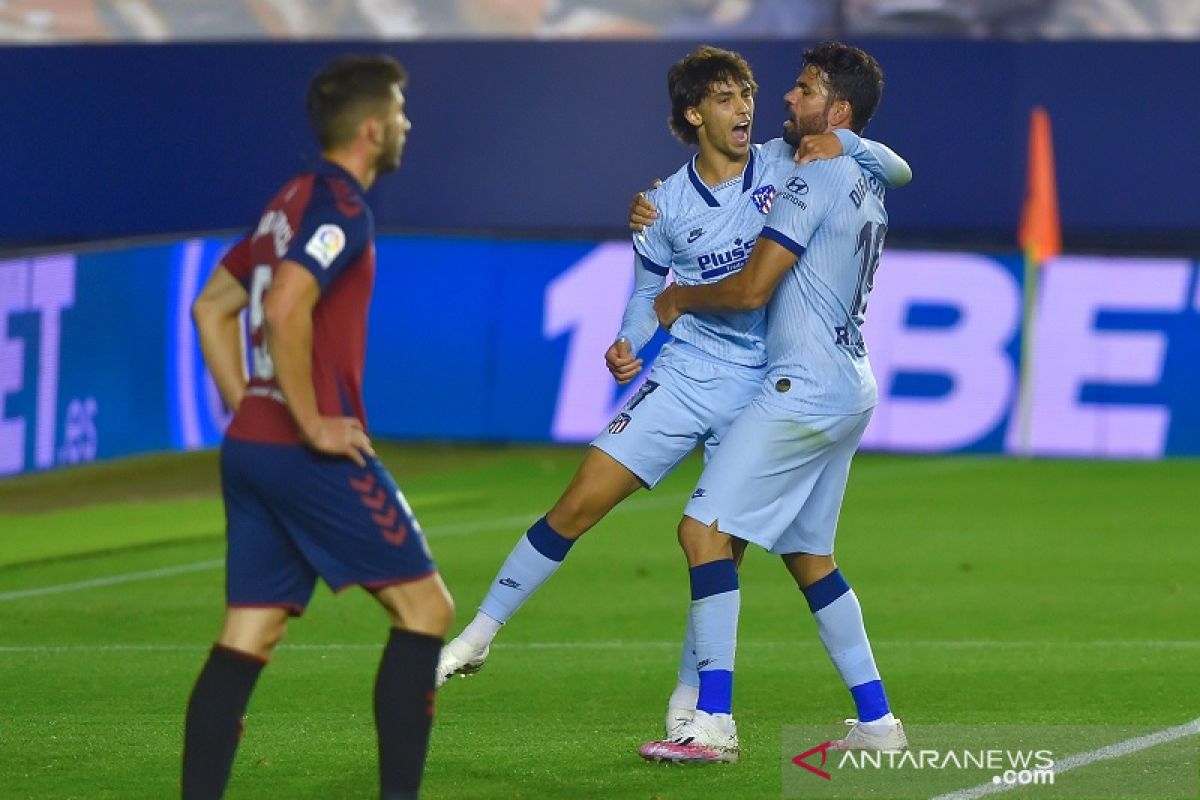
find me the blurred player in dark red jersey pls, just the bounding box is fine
[184,54,453,800]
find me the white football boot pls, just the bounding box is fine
[830,717,908,751]
[639,709,739,764]
[664,706,695,737]
[434,637,489,688]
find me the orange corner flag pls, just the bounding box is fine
[1018,107,1062,265]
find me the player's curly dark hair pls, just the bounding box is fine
[668,46,758,146]
[802,42,884,134]
[307,54,407,150]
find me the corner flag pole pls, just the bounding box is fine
[1015,107,1062,456]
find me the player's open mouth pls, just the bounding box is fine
[732,120,750,146]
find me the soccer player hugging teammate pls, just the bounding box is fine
[184,55,454,800]
[437,43,911,763]
[641,42,910,764]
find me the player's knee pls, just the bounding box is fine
[378,578,455,637]
[676,517,696,549]
[676,517,726,565]
[731,537,749,568]
[218,610,289,661]
[403,591,454,637]
[783,552,837,589]
[425,586,455,637]
[546,493,594,539]
[257,624,287,657]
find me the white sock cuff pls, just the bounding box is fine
[461,612,502,648]
[668,681,699,712]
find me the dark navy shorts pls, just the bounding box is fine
[220,438,436,614]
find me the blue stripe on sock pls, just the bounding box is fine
[689,559,738,601]
[696,669,733,714]
[525,516,574,562]
[850,679,890,722]
[801,568,850,613]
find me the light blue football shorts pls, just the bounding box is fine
[684,387,873,555]
[591,340,765,489]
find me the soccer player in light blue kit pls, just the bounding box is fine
[642,42,908,764]
[437,45,910,739]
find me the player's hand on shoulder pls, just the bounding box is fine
[305,416,376,467]
[629,180,662,234]
[605,338,643,385]
[795,133,843,165]
[654,284,681,330]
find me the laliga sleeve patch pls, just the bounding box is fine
[304,224,346,269]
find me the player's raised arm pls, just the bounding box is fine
[829,130,911,188]
[793,131,912,188]
[192,255,250,413]
[263,261,375,466]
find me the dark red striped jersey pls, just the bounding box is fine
[222,159,375,445]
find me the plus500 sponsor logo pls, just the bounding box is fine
[697,237,756,280]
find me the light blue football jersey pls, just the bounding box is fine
[758,156,888,414]
[630,146,778,367]
[619,134,908,369]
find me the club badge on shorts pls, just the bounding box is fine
[607,413,632,434]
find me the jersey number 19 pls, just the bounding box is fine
[852,221,886,319]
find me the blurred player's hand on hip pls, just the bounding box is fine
[629,181,661,234]
[605,338,643,385]
[304,416,376,467]
[654,285,682,330]
[795,133,843,165]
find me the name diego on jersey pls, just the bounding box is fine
[850,173,886,208]
[698,236,756,280]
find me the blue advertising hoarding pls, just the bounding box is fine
[2,40,1199,254]
[1,234,1197,477]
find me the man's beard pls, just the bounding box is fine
[376,139,402,174]
[783,109,827,146]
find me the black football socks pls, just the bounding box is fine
[182,644,265,799]
[375,628,443,800]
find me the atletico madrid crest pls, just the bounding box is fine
[752,184,776,214]
[607,412,632,434]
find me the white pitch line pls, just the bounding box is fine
[0,560,224,602]
[899,640,1200,650]
[929,717,1200,800]
[0,640,1196,654]
[0,456,981,603]
[0,501,660,603]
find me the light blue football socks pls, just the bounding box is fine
[802,568,890,723]
[478,516,575,626]
[689,559,740,715]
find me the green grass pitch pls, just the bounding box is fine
[0,446,1197,799]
